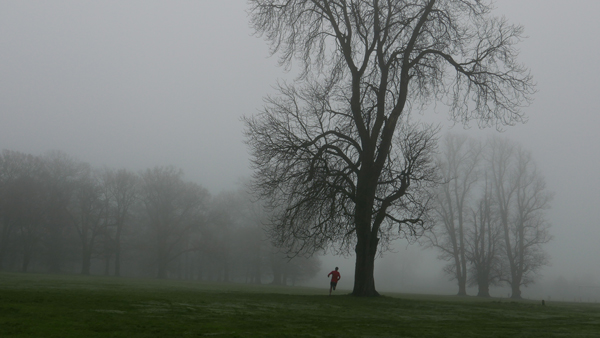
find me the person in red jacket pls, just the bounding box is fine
[328,267,341,295]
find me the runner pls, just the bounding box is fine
[328,267,341,295]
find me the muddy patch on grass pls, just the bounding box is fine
[93,309,126,314]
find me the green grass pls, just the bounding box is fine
[1,272,599,337]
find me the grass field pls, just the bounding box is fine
[1,272,599,337]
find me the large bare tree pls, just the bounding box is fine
[245,0,534,296]
[423,134,481,296]
[489,138,552,299]
[466,171,502,297]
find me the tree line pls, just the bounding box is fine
[0,150,320,284]
[424,134,552,299]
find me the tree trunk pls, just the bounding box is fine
[352,235,379,297]
[270,253,281,285]
[477,275,491,297]
[511,284,522,299]
[455,254,467,296]
[458,202,468,296]
[458,277,467,296]
[477,284,490,297]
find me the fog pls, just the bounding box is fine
[1,1,599,300]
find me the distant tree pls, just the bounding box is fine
[229,186,269,285]
[0,150,46,271]
[246,0,534,296]
[423,134,482,296]
[268,248,322,286]
[221,182,323,286]
[40,151,87,273]
[199,192,239,282]
[13,172,47,272]
[285,255,322,286]
[0,151,22,269]
[68,167,108,275]
[426,136,551,297]
[140,166,209,279]
[232,224,265,284]
[268,249,287,285]
[465,172,502,297]
[489,138,552,299]
[101,168,139,276]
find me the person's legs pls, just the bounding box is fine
[330,282,337,295]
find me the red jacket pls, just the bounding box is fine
[328,270,341,283]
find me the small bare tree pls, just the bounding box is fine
[246,0,534,296]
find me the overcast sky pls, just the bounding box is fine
[1,0,599,297]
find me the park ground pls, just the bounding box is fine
[0,272,599,337]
